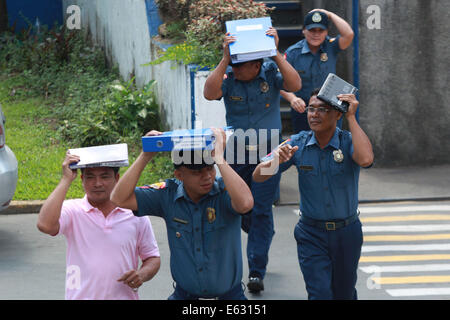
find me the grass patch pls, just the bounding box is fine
[1,75,174,200]
[0,27,174,201]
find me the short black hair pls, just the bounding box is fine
[172,150,215,170]
[310,88,332,106]
[310,88,321,97]
[80,167,120,175]
[229,58,264,68]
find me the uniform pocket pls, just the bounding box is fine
[330,162,347,189]
[203,220,227,252]
[167,221,193,249]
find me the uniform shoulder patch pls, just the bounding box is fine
[150,182,166,189]
[144,182,166,189]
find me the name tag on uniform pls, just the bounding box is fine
[173,217,188,225]
[230,96,243,101]
[300,165,314,171]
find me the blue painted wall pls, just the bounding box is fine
[6,0,63,32]
[144,0,163,37]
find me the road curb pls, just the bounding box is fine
[2,196,450,215]
[1,200,45,215]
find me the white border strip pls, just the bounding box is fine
[363,224,450,233]
[360,264,450,273]
[362,243,450,252]
[386,287,450,297]
[360,205,450,214]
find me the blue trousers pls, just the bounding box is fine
[294,219,363,300]
[231,163,281,279]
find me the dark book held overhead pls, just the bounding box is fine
[317,73,358,113]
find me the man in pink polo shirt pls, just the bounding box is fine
[37,151,161,300]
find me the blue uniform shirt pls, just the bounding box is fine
[285,36,341,102]
[134,178,242,297]
[221,60,285,135]
[280,128,360,221]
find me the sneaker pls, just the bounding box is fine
[247,276,264,293]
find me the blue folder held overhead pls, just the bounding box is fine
[142,127,233,152]
[226,16,277,64]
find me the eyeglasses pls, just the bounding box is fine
[305,106,332,114]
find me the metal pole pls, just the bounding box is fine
[352,0,360,122]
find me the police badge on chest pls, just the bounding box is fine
[333,149,344,163]
[260,81,269,93]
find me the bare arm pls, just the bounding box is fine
[338,94,374,167]
[117,256,161,290]
[280,90,306,114]
[110,131,160,210]
[312,9,354,50]
[211,128,253,214]
[203,33,235,101]
[267,27,301,92]
[37,152,80,236]
[253,144,298,183]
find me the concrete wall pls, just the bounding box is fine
[63,0,154,89]
[358,0,450,166]
[61,0,225,132]
[303,0,450,167]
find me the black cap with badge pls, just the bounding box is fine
[304,11,329,30]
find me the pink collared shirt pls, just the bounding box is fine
[57,195,160,300]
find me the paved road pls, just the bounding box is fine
[357,200,450,300]
[1,200,450,300]
[0,206,305,300]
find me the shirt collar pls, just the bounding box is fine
[80,194,128,215]
[227,63,268,82]
[307,127,341,150]
[301,36,330,55]
[173,179,220,203]
[81,195,95,213]
[256,63,268,81]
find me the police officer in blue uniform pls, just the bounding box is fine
[281,9,354,133]
[203,27,301,293]
[253,90,374,299]
[111,128,254,300]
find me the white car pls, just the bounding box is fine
[0,103,18,211]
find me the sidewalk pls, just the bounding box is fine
[2,164,450,214]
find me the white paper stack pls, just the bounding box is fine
[68,143,129,169]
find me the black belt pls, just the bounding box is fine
[173,282,243,300]
[300,212,360,231]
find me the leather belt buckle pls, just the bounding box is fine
[325,222,336,231]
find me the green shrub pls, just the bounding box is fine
[58,78,160,147]
[151,0,272,69]
[0,26,174,200]
[1,25,162,148]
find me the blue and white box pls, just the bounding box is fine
[142,128,233,152]
[226,17,277,64]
